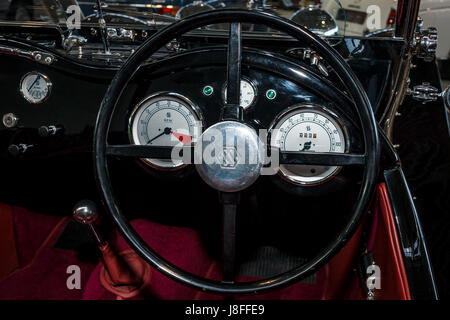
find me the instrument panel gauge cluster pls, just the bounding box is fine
[20,72,52,104]
[129,92,203,170]
[270,105,348,186]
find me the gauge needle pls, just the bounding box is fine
[147,127,172,144]
[28,76,40,92]
[170,130,192,144]
[300,141,312,151]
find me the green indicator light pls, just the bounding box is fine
[266,89,276,100]
[203,86,213,96]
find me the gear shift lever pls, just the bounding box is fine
[72,200,142,288]
[73,200,105,247]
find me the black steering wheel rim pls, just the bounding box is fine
[93,9,380,295]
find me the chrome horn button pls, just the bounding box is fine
[195,121,264,192]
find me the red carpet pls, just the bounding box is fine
[0,205,327,300]
[0,206,98,299]
[82,219,328,300]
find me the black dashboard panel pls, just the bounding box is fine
[0,35,400,215]
[0,34,402,258]
[0,35,400,158]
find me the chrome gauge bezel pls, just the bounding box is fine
[222,76,258,109]
[128,92,204,171]
[19,71,52,104]
[269,104,350,186]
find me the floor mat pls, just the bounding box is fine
[237,246,314,284]
[0,206,327,300]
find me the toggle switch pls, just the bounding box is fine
[8,144,33,156]
[38,125,63,137]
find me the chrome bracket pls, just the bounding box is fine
[0,45,56,65]
[165,40,181,52]
[107,27,136,41]
[407,82,440,104]
[63,34,88,51]
[412,17,438,62]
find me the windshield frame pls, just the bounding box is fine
[0,0,417,40]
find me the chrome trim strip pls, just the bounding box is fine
[381,0,421,139]
[0,45,56,64]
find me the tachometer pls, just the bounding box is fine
[129,93,203,170]
[270,105,347,185]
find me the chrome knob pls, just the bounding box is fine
[38,125,62,137]
[8,144,33,156]
[73,200,105,246]
[3,113,19,128]
[72,200,99,225]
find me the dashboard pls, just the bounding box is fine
[0,35,400,233]
[100,47,365,196]
[0,33,403,256]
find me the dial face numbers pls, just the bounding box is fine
[223,79,256,109]
[270,107,346,185]
[20,72,51,104]
[130,94,202,169]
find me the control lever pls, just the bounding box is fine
[72,200,140,285]
[93,0,111,55]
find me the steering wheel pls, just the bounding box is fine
[93,9,380,295]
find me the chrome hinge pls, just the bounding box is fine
[412,17,438,62]
[406,82,440,103]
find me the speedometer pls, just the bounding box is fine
[129,92,203,170]
[270,105,347,185]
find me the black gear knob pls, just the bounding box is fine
[72,200,99,224]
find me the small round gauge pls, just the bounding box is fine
[129,93,203,170]
[20,72,52,104]
[223,78,257,109]
[270,105,347,185]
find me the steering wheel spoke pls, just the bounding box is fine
[219,191,240,283]
[221,22,243,121]
[279,151,366,166]
[106,144,190,160]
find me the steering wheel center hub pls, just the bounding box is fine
[195,121,263,192]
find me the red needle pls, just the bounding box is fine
[170,130,192,144]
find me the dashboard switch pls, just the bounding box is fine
[8,144,33,156]
[38,125,62,137]
[2,113,19,128]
